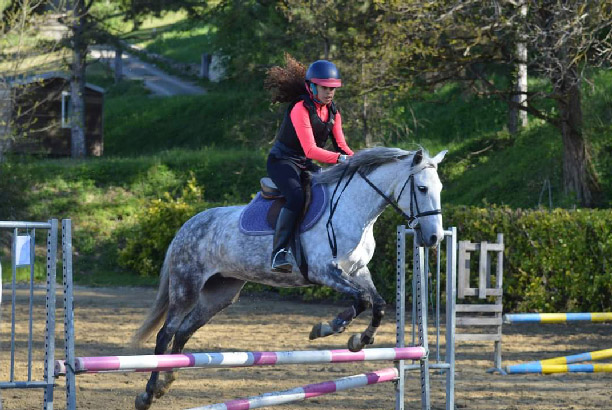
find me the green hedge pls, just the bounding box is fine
[371,205,612,312]
[118,193,612,312]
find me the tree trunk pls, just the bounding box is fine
[556,73,600,207]
[70,0,87,158]
[509,1,528,134]
[361,60,372,147]
[114,47,123,84]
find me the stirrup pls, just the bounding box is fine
[272,248,293,272]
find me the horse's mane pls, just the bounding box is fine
[314,147,419,185]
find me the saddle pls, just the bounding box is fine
[239,175,327,281]
[239,175,326,236]
[258,177,313,228]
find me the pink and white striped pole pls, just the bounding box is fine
[54,347,426,376]
[186,367,399,410]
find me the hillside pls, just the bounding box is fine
[1,11,611,287]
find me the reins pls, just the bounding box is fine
[326,163,441,258]
[326,165,359,259]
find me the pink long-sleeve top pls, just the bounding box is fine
[290,100,354,164]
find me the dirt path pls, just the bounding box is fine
[90,47,206,96]
[1,287,611,410]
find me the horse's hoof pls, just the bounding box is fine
[154,372,177,398]
[348,334,365,352]
[135,392,151,410]
[309,322,333,340]
[362,334,375,346]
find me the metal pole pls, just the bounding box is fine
[43,219,58,410]
[436,243,441,363]
[28,229,36,381]
[62,220,77,410]
[414,236,430,410]
[395,225,406,410]
[445,227,457,410]
[0,222,53,229]
[10,228,17,382]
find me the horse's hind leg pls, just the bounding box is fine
[135,302,195,410]
[135,275,245,410]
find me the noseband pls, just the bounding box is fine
[357,165,441,228]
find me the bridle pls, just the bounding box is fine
[326,163,441,258]
[357,164,442,228]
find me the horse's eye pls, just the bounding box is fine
[418,186,428,193]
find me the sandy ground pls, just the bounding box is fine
[1,286,612,410]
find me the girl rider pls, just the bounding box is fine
[266,59,354,272]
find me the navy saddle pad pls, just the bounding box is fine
[239,183,327,236]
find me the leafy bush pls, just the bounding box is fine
[118,175,205,277]
[369,205,612,312]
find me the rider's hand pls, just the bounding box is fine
[337,154,349,164]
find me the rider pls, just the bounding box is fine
[267,59,354,272]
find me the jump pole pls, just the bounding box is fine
[186,367,398,410]
[505,348,612,374]
[54,347,427,375]
[503,312,612,324]
[505,363,612,374]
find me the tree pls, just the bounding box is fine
[381,0,611,207]
[280,1,398,146]
[0,0,66,159]
[65,0,88,157]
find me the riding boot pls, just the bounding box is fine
[271,208,298,272]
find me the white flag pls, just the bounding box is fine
[15,235,31,267]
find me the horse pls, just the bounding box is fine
[132,146,447,410]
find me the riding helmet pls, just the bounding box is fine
[305,60,342,87]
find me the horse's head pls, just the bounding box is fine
[395,149,447,248]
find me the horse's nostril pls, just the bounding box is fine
[430,235,437,245]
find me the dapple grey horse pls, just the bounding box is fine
[132,147,447,410]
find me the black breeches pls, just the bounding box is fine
[267,156,305,214]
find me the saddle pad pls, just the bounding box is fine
[239,183,327,236]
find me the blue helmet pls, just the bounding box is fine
[305,60,342,87]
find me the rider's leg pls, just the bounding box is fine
[266,157,304,272]
[271,208,299,271]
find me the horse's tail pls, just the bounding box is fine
[131,244,172,346]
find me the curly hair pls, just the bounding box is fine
[264,54,308,104]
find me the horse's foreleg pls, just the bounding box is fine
[308,265,371,343]
[309,298,368,340]
[348,294,386,352]
[346,267,387,351]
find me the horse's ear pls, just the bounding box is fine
[411,149,423,167]
[432,149,448,164]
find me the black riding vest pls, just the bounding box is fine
[275,95,338,157]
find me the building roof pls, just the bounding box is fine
[7,71,105,94]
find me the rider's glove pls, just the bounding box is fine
[337,154,349,164]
